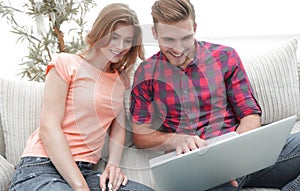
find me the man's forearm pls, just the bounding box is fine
[236,114,261,134]
[133,130,175,150]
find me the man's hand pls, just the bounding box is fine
[170,134,208,155]
[100,163,128,191]
[231,180,238,187]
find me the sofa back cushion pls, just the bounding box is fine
[298,57,300,115]
[240,39,299,124]
[0,115,5,157]
[0,78,44,166]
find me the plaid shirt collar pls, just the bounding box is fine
[155,39,205,70]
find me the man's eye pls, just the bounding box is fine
[183,36,193,41]
[165,39,173,42]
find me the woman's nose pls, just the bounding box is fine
[115,39,125,50]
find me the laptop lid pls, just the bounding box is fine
[149,115,297,191]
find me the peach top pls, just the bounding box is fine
[22,53,125,164]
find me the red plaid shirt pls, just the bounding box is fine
[130,41,261,139]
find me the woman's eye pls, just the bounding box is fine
[111,35,118,40]
[125,39,133,44]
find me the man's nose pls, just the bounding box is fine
[172,41,184,53]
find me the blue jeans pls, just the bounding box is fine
[8,157,154,191]
[209,132,300,191]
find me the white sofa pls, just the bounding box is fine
[1,36,300,191]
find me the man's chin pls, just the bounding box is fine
[169,61,185,67]
[167,57,186,66]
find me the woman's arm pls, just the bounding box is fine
[99,108,127,191]
[39,68,90,191]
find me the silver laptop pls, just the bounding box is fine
[149,115,297,191]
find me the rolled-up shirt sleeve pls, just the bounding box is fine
[225,49,262,120]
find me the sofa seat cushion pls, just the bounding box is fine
[120,146,164,189]
[0,155,14,191]
[0,78,44,166]
[292,120,300,134]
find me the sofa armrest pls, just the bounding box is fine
[0,155,14,191]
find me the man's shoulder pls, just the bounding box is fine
[136,52,161,69]
[198,41,235,53]
[146,51,163,63]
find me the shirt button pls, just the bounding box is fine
[183,90,188,94]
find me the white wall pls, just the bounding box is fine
[1,0,300,79]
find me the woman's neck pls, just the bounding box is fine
[82,50,115,73]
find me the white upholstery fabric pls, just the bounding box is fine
[0,155,14,191]
[124,61,140,121]
[0,116,5,157]
[298,59,300,116]
[0,78,44,166]
[292,120,300,134]
[120,146,163,189]
[241,39,299,124]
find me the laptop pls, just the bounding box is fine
[149,115,297,191]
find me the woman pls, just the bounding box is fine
[8,3,152,191]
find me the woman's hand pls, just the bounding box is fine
[100,163,128,191]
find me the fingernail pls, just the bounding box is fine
[108,183,112,190]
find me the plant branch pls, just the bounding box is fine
[53,24,65,52]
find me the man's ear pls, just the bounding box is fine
[194,22,197,33]
[152,26,158,40]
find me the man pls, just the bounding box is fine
[130,0,300,190]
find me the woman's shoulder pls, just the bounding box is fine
[51,53,81,68]
[53,52,78,62]
[47,52,82,78]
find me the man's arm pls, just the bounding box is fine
[236,114,261,134]
[132,123,207,154]
[133,114,261,153]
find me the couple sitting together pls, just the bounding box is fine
[8,0,300,190]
